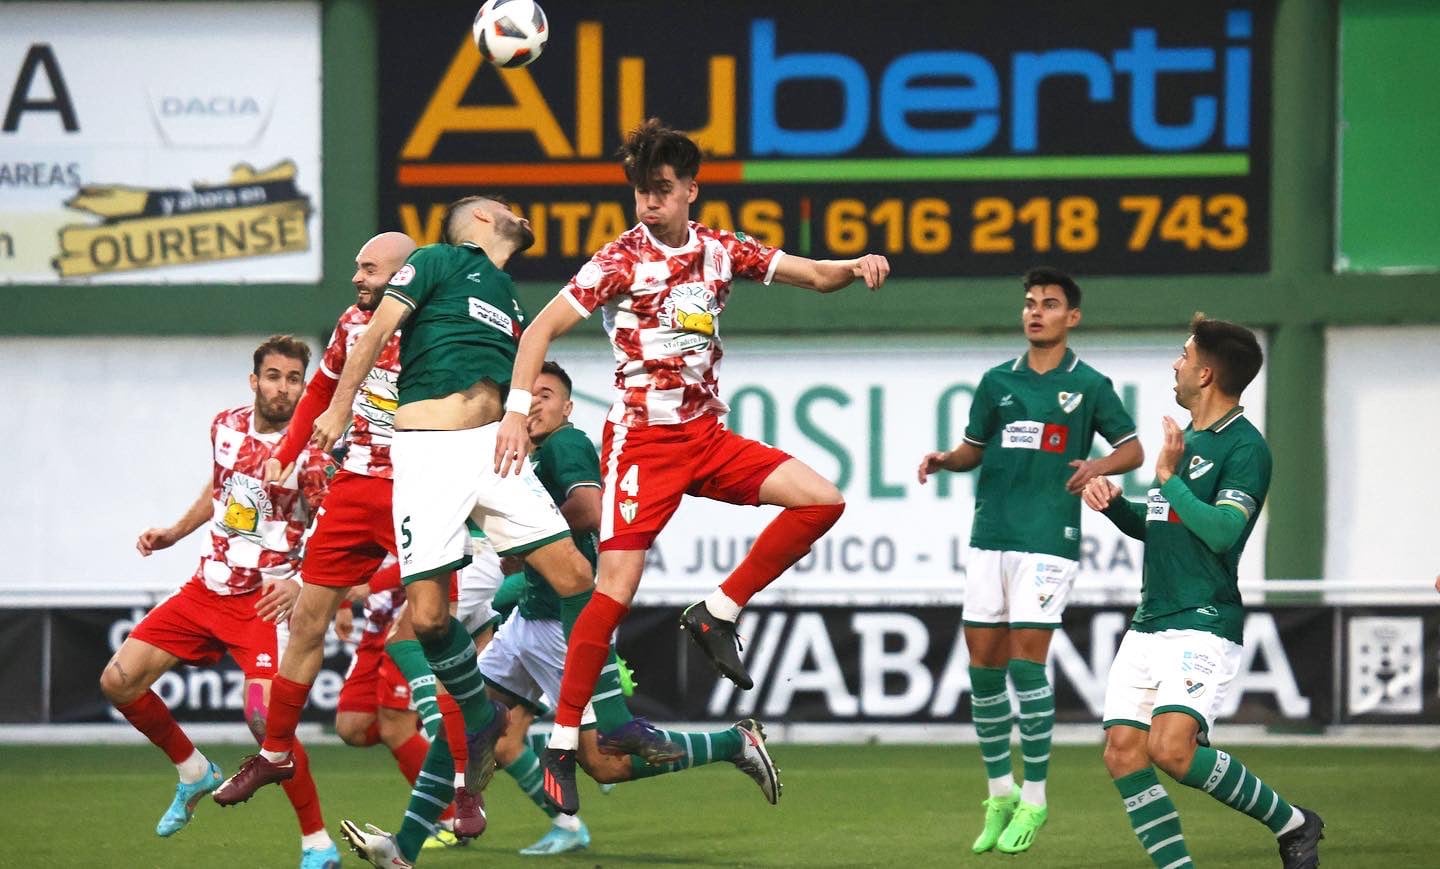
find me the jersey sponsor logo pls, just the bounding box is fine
[1181,650,1216,675]
[661,333,712,355]
[467,296,516,336]
[218,473,273,539]
[390,263,415,287]
[1058,391,1084,413]
[358,368,400,429]
[659,281,719,336]
[1187,455,1214,479]
[1146,488,1174,522]
[1001,420,1043,449]
[1041,423,1069,453]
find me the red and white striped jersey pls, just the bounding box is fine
[320,305,402,478]
[560,222,783,428]
[195,405,332,596]
[357,581,405,651]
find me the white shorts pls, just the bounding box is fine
[391,425,570,582]
[1102,628,1244,738]
[478,610,596,726]
[456,536,502,636]
[963,548,1079,627]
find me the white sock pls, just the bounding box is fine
[553,813,582,832]
[1021,779,1047,807]
[300,830,333,851]
[259,748,290,763]
[453,771,467,789]
[1275,807,1304,837]
[176,750,211,784]
[705,590,742,622]
[988,775,1017,799]
[548,724,579,751]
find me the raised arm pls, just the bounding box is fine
[772,253,891,293]
[311,296,408,452]
[494,296,585,475]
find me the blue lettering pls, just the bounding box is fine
[1223,10,1251,148]
[1113,29,1217,151]
[1011,50,1115,153]
[750,19,869,156]
[879,52,999,154]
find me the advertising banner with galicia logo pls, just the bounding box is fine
[379,0,1271,279]
[0,2,321,283]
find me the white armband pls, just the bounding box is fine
[505,388,533,416]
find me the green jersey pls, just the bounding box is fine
[383,242,529,405]
[519,424,601,621]
[1127,407,1271,644]
[964,348,1137,560]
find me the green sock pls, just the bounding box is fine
[591,650,636,733]
[395,736,455,860]
[527,731,548,755]
[420,617,494,731]
[969,666,1015,783]
[1115,767,1191,867]
[503,748,558,819]
[386,639,441,738]
[559,589,591,637]
[1008,659,1053,796]
[1180,745,1297,834]
[626,726,745,780]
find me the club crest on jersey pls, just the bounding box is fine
[660,282,718,337]
[1184,679,1206,697]
[618,498,638,524]
[1058,391,1083,413]
[1188,455,1215,479]
[219,474,271,539]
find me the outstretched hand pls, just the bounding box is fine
[851,254,891,289]
[1081,477,1122,512]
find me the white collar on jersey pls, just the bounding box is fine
[638,222,698,255]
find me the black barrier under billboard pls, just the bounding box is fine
[379,1,1272,278]
[4,608,354,725]
[615,605,1330,728]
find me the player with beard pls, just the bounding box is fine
[101,336,340,869]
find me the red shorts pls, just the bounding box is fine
[129,579,279,679]
[599,414,790,551]
[302,471,396,588]
[337,635,412,715]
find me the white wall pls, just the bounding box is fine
[1325,326,1440,582]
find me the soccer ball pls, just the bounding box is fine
[472,0,548,68]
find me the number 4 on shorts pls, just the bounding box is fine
[619,465,639,496]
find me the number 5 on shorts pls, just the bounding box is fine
[400,515,412,550]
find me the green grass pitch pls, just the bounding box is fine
[3,742,1433,867]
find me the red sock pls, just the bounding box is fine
[556,592,629,727]
[720,503,844,607]
[279,739,326,836]
[116,691,194,764]
[438,694,468,778]
[261,675,312,754]
[392,731,429,784]
[362,720,382,747]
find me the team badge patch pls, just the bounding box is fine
[1184,679,1206,697]
[1188,455,1214,479]
[1058,391,1083,413]
[390,263,415,287]
[619,499,638,523]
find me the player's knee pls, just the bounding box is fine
[335,715,372,747]
[1102,734,1147,778]
[814,482,844,506]
[1146,732,1196,779]
[99,662,138,705]
[412,609,449,644]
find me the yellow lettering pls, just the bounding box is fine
[585,201,629,253]
[550,202,591,256]
[524,202,547,257]
[398,203,447,246]
[617,56,736,157]
[740,199,784,247]
[576,22,602,157]
[402,36,573,160]
[696,201,735,231]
